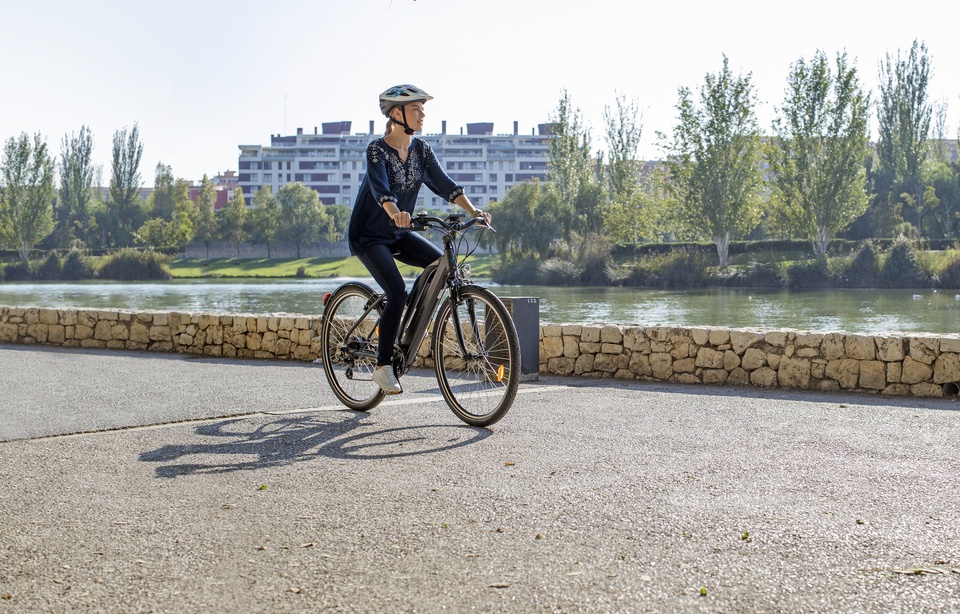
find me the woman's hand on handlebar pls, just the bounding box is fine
[473,209,491,226]
[390,210,412,228]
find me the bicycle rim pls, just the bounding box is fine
[320,284,386,411]
[432,286,520,426]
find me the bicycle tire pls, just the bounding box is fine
[319,282,386,411]
[432,286,520,426]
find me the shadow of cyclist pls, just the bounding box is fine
[139,410,491,479]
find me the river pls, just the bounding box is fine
[1,279,958,335]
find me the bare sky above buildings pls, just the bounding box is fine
[2,0,958,183]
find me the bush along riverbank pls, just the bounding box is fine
[0,248,173,281]
[492,239,960,291]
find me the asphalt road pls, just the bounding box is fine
[2,344,960,613]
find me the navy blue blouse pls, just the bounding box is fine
[347,138,464,255]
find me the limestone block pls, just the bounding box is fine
[750,367,778,387]
[541,324,562,337]
[125,341,148,351]
[909,337,939,365]
[796,333,823,348]
[901,356,933,385]
[671,343,690,360]
[80,339,105,348]
[561,324,582,336]
[730,331,763,354]
[276,338,292,356]
[222,344,238,358]
[623,328,648,351]
[26,324,48,343]
[911,383,944,398]
[563,336,580,358]
[178,333,194,346]
[939,337,960,353]
[206,326,224,346]
[723,350,741,371]
[579,342,601,354]
[110,324,129,340]
[702,369,728,384]
[933,352,960,384]
[887,362,902,384]
[47,325,65,344]
[796,347,820,358]
[581,326,601,343]
[784,344,795,358]
[882,384,910,396]
[38,309,59,325]
[650,341,671,353]
[60,311,78,326]
[106,340,126,349]
[825,359,859,389]
[601,343,623,355]
[708,329,730,346]
[278,317,295,331]
[765,331,787,347]
[877,337,906,361]
[650,353,673,380]
[727,367,749,386]
[548,356,575,376]
[614,369,635,380]
[817,379,840,392]
[695,347,724,369]
[844,336,876,360]
[811,359,827,379]
[149,326,171,342]
[673,358,696,374]
[129,323,150,344]
[203,345,223,357]
[741,348,767,371]
[690,328,709,346]
[76,311,96,328]
[255,317,267,333]
[674,373,699,384]
[628,353,652,377]
[94,321,113,341]
[267,317,280,332]
[859,361,886,390]
[0,323,17,342]
[542,336,563,359]
[575,354,595,374]
[293,346,312,361]
[821,334,845,360]
[153,313,169,326]
[246,332,262,351]
[600,325,623,344]
[261,331,278,353]
[298,330,313,346]
[778,356,811,388]
[766,354,781,370]
[594,353,620,373]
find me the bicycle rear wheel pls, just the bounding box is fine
[432,286,520,426]
[319,282,386,411]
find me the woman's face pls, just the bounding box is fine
[393,102,426,132]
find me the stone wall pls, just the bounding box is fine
[3,305,959,399]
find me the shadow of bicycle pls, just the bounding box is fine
[138,410,492,479]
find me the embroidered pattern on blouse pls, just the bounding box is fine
[447,186,465,201]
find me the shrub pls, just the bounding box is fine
[715,262,785,288]
[538,257,581,286]
[879,241,933,288]
[97,248,172,280]
[625,248,712,288]
[841,242,882,288]
[786,259,836,290]
[2,260,33,281]
[61,249,94,280]
[36,252,63,281]
[492,256,540,285]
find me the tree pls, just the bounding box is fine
[660,56,765,268]
[220,185,247,258]
[0,133,55,263]
[249,186,279,257]
[194,174,219,258]
[325,203,351,243]
[769,51,871,258]
[276,183,332,258]
[57,125,100,247]
[146,163,175,221]
[487,180,565,262]
[546,90,597,244]
[167,178,196,251]
[108,123,145,246]
[876,40,932,235]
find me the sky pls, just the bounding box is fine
[2,0,958,184]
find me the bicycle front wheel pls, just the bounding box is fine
[319,283,386,411]
[432,286,520,426]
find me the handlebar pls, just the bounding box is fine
[406,212,494,234]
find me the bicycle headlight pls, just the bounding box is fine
[459,263,472,278]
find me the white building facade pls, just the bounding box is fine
[237,120,552,209]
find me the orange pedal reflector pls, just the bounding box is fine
[496,364,505,382]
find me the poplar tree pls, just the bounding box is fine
[770,51,870,257]
[108,124,145,246]
[0,133,55,263]
[194,174,219,258]
[220,185,248,258]
[660,56,764,268]
[58,125,100,246]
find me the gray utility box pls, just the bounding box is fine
[499,297,540,382]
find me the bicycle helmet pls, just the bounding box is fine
[379,84,433,135]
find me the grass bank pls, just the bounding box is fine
[169,254,498,279]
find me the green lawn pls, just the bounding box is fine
[169,254,497,279]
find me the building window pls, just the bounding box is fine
[264,173,272,182]
[489,173,497,182]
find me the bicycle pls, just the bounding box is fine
[318,212,521,427]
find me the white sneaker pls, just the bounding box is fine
[372,366,402,394]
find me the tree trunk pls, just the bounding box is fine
[19,240,30,265]
[714,232,731,269]
[812,226,830,259]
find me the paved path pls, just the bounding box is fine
[2,345,960,612]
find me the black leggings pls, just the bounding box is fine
[355,233,442,366]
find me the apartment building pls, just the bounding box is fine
[237,120,552,209]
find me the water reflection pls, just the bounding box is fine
[0,279,958,334]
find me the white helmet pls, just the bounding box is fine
[379,84,433,117]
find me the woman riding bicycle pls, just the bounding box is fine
[347,84,491,394]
